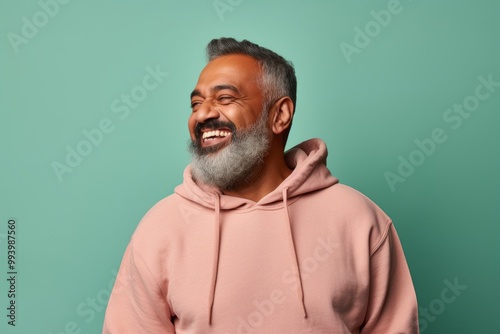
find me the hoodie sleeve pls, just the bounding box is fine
[360,221,419,334]
[102,241,175,334]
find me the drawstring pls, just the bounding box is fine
[208,190,307,324]
[208,192,221,325]
[282,187,307,318]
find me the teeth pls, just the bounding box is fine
[202,130,230,140]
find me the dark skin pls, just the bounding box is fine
[189,54,295,202]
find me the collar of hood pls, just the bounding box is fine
[174,138,339,325]
[175,138,339,209]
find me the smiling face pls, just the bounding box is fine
[187,54,273,190]
[189,54,266,153]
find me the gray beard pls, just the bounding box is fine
[188,111,270,191]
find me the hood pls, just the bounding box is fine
[175,138,338,208]
[174,138,339,325]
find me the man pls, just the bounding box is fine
[103,37,419,333]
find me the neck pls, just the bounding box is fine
[221,145,292,202]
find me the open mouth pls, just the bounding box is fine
[200,128,232,148]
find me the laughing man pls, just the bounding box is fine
[103,37,419,334]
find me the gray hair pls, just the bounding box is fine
[206,37,297,114]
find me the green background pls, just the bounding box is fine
[1,0,499,333]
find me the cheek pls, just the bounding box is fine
[222,109,251,129]
[188,116,197,140]
[232,114,259,131]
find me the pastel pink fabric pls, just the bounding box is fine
[103,138,419,333]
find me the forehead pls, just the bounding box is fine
[196,54,262,88]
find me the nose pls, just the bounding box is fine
[192,99,220,124]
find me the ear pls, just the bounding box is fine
[270,97,294,135]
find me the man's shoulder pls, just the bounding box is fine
[313,183,393,249]
[318,182,388,214]
[144,192,181,214]
[306,182,392,232]
[130,192,187,239]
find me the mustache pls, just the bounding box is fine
[194,119,237,141]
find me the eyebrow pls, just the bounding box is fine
[190,84,241,100]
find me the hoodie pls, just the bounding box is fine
[103,138,419,334]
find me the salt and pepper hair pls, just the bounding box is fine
[190,38,296,189]
[206,37,297,115]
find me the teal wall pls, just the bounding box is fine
[1,0,498,333]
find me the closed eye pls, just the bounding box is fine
[217,95,234,104]
[191,100,202,110]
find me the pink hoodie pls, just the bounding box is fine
[103,138,419,333]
